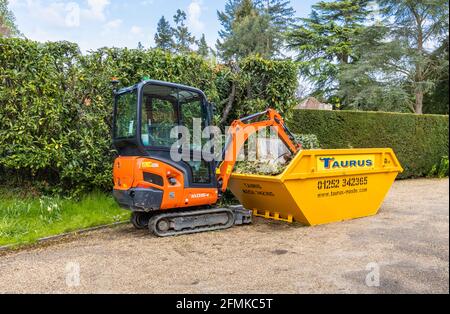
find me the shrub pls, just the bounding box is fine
[0,38,298,193]
[288,110,449,179]
[293,134,320,149]
[237,56,299,117]
[0,39,221,193]
[428,156,449,178]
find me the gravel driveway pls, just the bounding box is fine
[0,178,448,294]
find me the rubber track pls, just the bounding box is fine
[148,208,235,237]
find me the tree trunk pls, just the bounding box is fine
[413,8,424,114]
[414,60,424,114]
[220,81,237,126]
[414,89,424,114]
[0,16,11,37]
[220,61,240,126]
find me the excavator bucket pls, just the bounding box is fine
[228,148,403,226]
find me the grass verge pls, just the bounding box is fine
[0,189,130,247]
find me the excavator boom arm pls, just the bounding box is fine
[216,109,301,193]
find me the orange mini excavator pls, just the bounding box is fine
[112,79,300,236]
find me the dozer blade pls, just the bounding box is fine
[228,148,403,226]
[148,206,252,237]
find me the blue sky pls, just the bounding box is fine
[9,0,321,52]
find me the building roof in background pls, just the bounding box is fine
[295,97,333,110]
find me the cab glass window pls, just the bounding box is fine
[140,84,208,151]
[141,84,179,147]
[179,90,208,152]
[115,90,138,138]
[187,160,211,184]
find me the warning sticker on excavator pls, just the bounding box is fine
[141,161,159,169]
[317,155,375,171]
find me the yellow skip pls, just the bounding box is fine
[229,148,403,226]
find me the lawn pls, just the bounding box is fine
[0,189,130,247]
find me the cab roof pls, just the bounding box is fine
[116,79,207,100]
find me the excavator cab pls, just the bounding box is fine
[113,80,217,190]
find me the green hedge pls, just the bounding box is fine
[288,110,449,178]
[0,38,298,194]
[5,37,445,193]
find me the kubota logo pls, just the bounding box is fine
[319,157,374,169]
[191,193,210,199]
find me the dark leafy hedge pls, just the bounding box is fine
[208,56,299,125]
[288,109,449,178]
[236,56,299,119]
[5,37,444,194]
[0,38,298,194]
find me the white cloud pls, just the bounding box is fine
[65,2,80,28]
[130,26,143,35]
[83,0,110,21]
[9,0,19,7]
[17,0,80,28]
[105,19,122,30]
[187,0,204,31]
[10,0,111,29]
[25,26,61,43]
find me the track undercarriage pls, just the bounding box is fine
[130,206,252,237]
